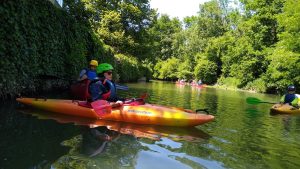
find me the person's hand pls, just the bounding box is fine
[110,101,123,108]
[115,100,123,105]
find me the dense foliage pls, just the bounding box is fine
[1,0,299,98]
[0,0,154,98]
[153,0,299,93]
[0,0,100,98]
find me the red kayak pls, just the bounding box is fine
[70,79,91,100]
[191,84,207,88]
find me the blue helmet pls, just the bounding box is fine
[287,85,296,91]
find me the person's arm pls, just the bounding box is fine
[89,82,104,102]
[78,75,88,81]
[280,95,285,103]
[78,69,87,81]
[291,97,299,107]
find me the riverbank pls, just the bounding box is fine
[206,84,258,93]
[156,80,271,94]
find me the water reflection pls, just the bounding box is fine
[81,126,120,157]
[3,81,300,168]
[19,108,211,143]
[16,108,214,168]
[269,113,296,132]
[0,102,80,169]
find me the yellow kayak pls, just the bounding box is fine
[270,104,300,114]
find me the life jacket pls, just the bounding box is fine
[284,93,296,104]
[89,79,117,101]
[86,69,97,80]
[101,79,117,101]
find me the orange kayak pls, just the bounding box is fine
[16,98,214,127]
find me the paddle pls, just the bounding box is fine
[38,74,129,91]
[195,108,209,114]
[124,93,148,104]
[246,97,277,105]
[140,93,148,99]
[115,84,129,91]
[92,93,148,116]
[91,100,112,116]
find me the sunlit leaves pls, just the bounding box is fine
[153,58,180,79]
[264,48,300,91]
[194,59,218,84]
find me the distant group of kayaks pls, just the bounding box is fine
[175,81,207,89]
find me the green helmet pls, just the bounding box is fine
[96,63,114,74]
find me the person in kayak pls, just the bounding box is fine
[77,59,98,81]
[197,79,203,85]
[89,63,124,106]
[280,85,299,108]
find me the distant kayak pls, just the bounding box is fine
[270,104,300,114]
[191,84,207,88]
[16,98,214,127]
[175,81,186,85]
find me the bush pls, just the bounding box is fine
[217,76,241,88]
[263,48,300,92]
[114,54,148,82]
[244,78,267,93]
[194,59,218,84]
[0,0,103,98]
[153,57,180,80]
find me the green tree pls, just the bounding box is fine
[194,57,218,84]
[81,0,155,59]
[263,0,300,92]
[153,57,180,80]
[149,15,182,61]
[264,48,300,92]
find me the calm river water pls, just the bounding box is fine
[1,81,300,169]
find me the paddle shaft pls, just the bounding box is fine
[38,74,129,90]
[258,101,277,104]
[246,97,277,105]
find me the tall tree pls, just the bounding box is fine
[149,14,182,61]
[263,0,300,91]
[81,0,156,58]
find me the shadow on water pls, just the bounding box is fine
[0,101,81,169]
